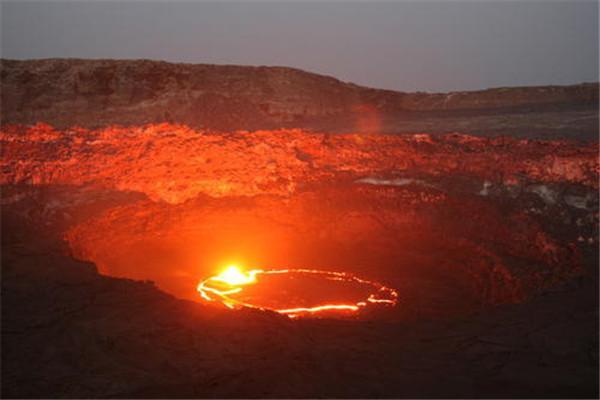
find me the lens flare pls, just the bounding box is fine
[197,266,398,318]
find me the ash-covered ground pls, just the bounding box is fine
[1,60,598,398]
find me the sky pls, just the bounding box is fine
[1,0,598,92]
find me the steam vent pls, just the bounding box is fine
[2,58,599,398]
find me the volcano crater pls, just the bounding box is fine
[2,124,597,321]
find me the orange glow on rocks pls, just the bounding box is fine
[6,123,595,318]
[1,123,597,205]
[197,266,399,318]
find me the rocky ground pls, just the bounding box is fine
[1,122,598,398]
[2,228,598,398]
[2,124,596,203]
[1,59,598,398]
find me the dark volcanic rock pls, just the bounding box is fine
[1,59,598,138]
[1,58,598,398]
[2,210,598,398]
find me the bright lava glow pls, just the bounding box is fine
[197,266,398,318]
[213,265,258,285]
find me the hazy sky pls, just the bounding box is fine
[1,0,598,92]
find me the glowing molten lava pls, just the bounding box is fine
[215,265,259,286]
[197,265,398,318]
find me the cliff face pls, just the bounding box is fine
[1,59,364,129]
[1,59,598,136]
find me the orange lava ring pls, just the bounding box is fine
[197,266,398,318]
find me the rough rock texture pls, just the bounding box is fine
[1,123,597,314]
[1,59,598,398]
[1,59,598,138]
[62,185,588,313]
[1,124,597,203]
[2,212,598,398]
[1,122,598,398]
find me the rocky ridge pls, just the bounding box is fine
[1,59,598,137]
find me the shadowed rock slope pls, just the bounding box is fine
[2,204,598,398]
[1,59,598,138]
